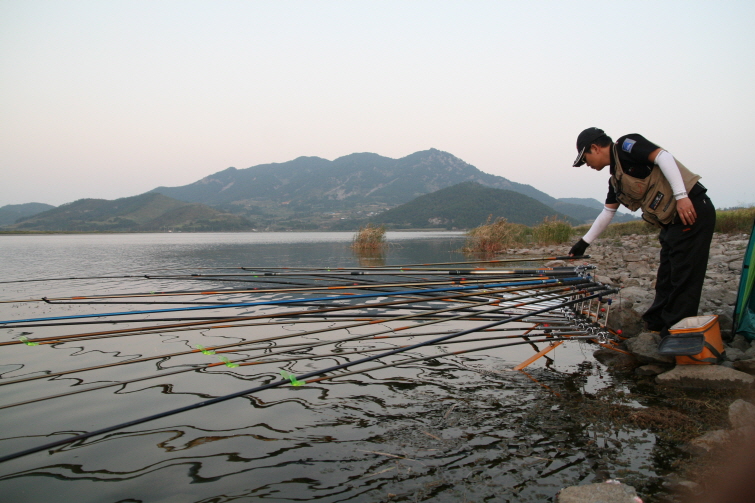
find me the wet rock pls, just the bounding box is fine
[729,399,755,428]
[686,429,731,455]
[556,481,640,503]
[656,365,755,389]
[593,348,639,370]
[674,480,702,495]
[635,364,669,376]
[624,332,674,364]
[733,359,755,375]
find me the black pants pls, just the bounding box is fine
[642,192,716,334]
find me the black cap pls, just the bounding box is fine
[572,127,605,167]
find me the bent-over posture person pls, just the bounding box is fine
[568,127,715,337]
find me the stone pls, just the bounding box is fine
[593,349,640,371]
[717,311,734,336]
[729,399,755,429]
[595,275,614,286]
[625,332,674,364]
[635,364,668,376]
[656,365,755,389]
[731,334,751,352]
[556,482,640,503]
[623,253,643,262]
[725,347,747,362]
[686,429,731,455]
[733,359,755,375]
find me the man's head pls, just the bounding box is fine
[573,127,613,170]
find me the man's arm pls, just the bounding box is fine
[650,148,696,225]
[568,203,619,256]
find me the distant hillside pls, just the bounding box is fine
[8,193,253,232]
[150,149,602,223]
[0,202,56,226]
[362,182,579,229]
[557,197,605,211]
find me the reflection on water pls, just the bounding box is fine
[0,233,675,502]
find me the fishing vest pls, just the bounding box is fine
[610,144,701,227]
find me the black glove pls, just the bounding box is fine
[569,238,589,257]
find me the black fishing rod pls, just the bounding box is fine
[0,327,591,412]
[0,286,613,464]
[238,254,591,271]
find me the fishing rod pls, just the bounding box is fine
[0,255,592,286]
[0,286,608,408]
[0,281,568,349]
[142,267,583,279]
[0,276,589,326]
[0,279,591,336]
[0,327,591,412]
[0,284,576,386]
[29,272,576,307]
[0,286,613,464]
[0,283,600,388]
[238,254,591,270]
[0,270,582,304]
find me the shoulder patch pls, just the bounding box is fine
[621,138,636,153]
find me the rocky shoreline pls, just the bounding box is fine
[509,232,755,502]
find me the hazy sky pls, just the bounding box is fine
[2,1,754,209]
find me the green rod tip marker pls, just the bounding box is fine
[280,370,304,386]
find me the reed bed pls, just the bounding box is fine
[715,206,755,234]
[530,216,574,245]
[463,216,574,255]
[465,207,753,255]
[461,217,526,255]
[351,224,387,252]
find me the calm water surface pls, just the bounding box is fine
[0,233,675,502]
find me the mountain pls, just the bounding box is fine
[7,193,254,232]
[150,149,602,223]
[361,182,579,229]
[0,203,56,226]
[557,197,605,211]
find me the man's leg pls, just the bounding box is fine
[658,194,716,332]
[643,228,672,332]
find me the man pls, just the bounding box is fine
[568,127,715,337]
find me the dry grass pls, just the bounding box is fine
[461,217,527,256]
[531,216,574,245]
[574,206,755,239]
[715,206,755,234]
[351,224,387,252]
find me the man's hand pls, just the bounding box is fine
[676,197,696,225]
[569,238,589,257]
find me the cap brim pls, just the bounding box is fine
[572,146,586,167]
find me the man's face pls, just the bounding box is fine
[583,144,610,171]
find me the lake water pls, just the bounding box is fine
[0,233,679,502]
